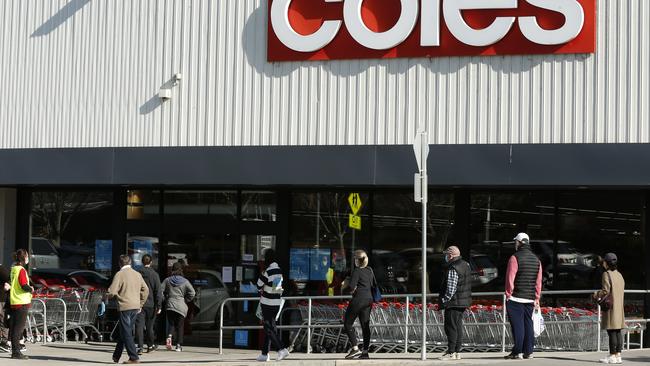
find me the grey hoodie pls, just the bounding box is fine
[162,275,196,317]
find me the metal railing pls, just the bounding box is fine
[218,289,650,355]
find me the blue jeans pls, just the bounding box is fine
[506,300,535,355]
[113,310,139,361]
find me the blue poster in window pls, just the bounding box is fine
[132,239,153,269]
[95,240,112,271]
[310,249,331,281]
[289,248,310,281]
[234,330,249,347]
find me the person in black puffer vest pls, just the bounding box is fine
[438,246,472,361]
[504,233,542,360]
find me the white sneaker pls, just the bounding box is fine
[256,354,270,362]
[277,348,290,361]
[453,353,462,360]
[600,355,618,364]
[439,352,454,361]
[615,356,622,364]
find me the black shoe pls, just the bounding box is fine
[0,343,10,353]
[504,353,523,360]
[345,348,362,359]
[147,345,158,353]
[523,354,534,359]
[359,351,369,359]
[137,348,143,355]
[11,353,29,360]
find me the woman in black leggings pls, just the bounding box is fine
[593,253,625,364]
[343,250,376,360]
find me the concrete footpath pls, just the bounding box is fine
[2,343,649,366]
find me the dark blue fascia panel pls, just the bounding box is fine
[0,144,649,187]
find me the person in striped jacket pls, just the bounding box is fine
[256,249,289,362]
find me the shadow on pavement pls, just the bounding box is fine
[623,356,650,363]
[28,355,114,364]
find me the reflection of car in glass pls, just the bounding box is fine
[469,253,499,286]
[184,269,233,328]
[30,237,60,269]
[31,268,109,291]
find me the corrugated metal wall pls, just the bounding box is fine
[0,0,648,148]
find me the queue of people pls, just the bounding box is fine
[0,234,628,363]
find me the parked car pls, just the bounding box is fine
[184,269,233,328]
[30,237,60,269]
[469,253,499,287]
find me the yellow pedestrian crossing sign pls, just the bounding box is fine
[349,214,361,230]
[348,193,362,214]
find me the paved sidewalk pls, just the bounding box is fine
[2,343,649,365]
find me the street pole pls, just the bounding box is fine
[421,168,427,361]
[413,130,429,361]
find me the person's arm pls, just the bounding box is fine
[347,269,360,292]
[139,276,149,309]
[534,262,543,306]
[154,274,163,311]
[185,282,196,302]
[441,268,459,305]
[18,268,33,293]
[107,273,121,298]
[257,270,268,292]
[505,256,518,300]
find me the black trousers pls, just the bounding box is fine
[343,297,372,351]
[261,304,285,355]
[9,306,28,355]
[444,308,465,353]
[166,310,185,346]
[136,307,156,349]
[607,329,623,354]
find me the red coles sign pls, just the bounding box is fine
[267,0,596,62]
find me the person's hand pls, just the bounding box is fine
[3,283,9,291]
[138,308,142,314]
[157,308,162,315]
[534,300,540,309]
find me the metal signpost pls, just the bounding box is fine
[413,130,429,360]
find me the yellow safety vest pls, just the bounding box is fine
[10,265,32,306]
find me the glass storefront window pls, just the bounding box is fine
[557,192,644,291]
[164,190,237,218]
[290,192,370,296]
[372,192,454,294]
[242,191,277,221]
[30,191,114,286]
[470,192,555,291]
[126,190,160,220]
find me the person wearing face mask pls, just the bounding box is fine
[342,250,376,360]
[438,246,472,361]
[504,233,542,360]
[9,249,33,360]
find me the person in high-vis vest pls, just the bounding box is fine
[9,249,33,360]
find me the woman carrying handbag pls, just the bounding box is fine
[593,253,625,364]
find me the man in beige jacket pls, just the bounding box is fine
[107,255,149,364]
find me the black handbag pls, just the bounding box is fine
[597,271,614,311]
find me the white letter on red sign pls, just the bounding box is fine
[344,0,419,50]
[270,0,342,52]
[443,0,517,47]
[519,0,584,45]
[420,0,441,46]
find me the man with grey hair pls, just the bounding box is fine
[107,255,149,364]
[438,245,472,361]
